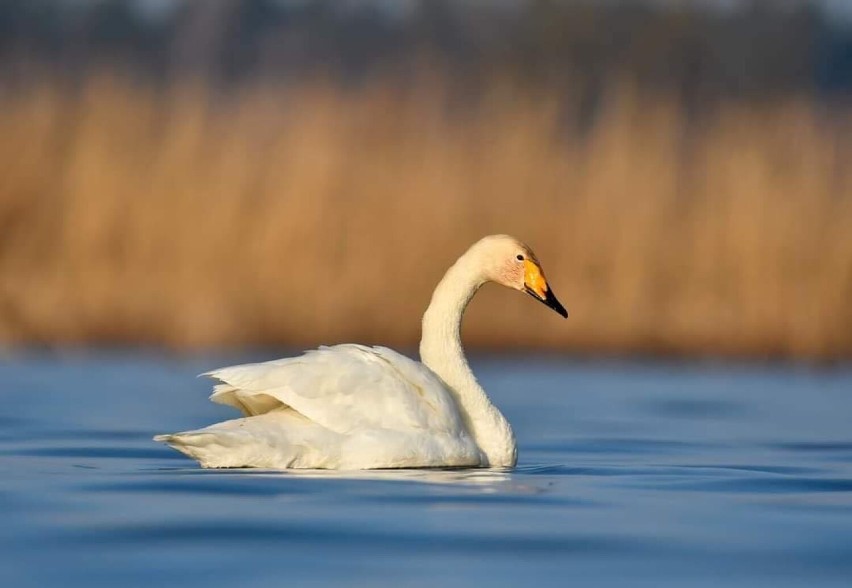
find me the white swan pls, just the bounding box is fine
[155,235,567,470]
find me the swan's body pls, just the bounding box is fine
[155,235,567,470]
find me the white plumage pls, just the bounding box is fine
[156,345,480,469]
[155,235,567,470]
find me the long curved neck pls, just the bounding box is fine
[419,255,517,467]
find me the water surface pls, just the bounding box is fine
[2,353,851,587]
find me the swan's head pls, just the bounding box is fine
[472,234,568,318]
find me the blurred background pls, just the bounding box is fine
[1,0,850,360]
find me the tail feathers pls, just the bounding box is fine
[154,411,341,469]
[154,430,256,468]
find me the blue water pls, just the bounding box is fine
[2,353,851,587]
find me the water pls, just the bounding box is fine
[2,352,851,587]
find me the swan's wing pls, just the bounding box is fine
[204,344,466,435]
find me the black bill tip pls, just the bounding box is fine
[543,288,569,318]
[525,286,569,318]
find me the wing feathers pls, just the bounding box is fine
[201,345,465,435]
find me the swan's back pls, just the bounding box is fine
[155,344,483,469]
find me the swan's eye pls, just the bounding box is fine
[516,254,524,261]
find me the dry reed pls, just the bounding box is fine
[0,73,849,359]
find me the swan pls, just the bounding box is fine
[154,234,567,470]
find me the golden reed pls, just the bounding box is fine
[0,73,849,359]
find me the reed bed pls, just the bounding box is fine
[0,73,849,359]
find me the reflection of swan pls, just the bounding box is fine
[155,235,567,470]
[254,467,515,487]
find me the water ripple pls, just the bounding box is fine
[44,520,662,557]
[620,475,852,494]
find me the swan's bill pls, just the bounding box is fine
[523,259,568,318]
[524,284,568,318]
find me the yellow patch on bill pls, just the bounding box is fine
[524,259,548,298]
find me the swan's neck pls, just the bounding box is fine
[419,255,517,467]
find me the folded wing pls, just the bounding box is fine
[205,344,467,436]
